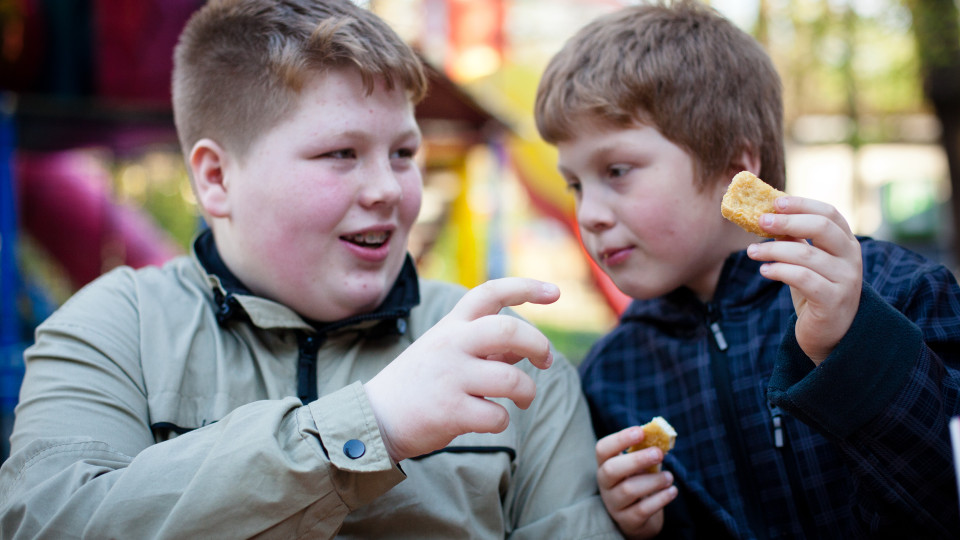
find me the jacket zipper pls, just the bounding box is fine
[768,402,816,538]
[769,404,784,448]
[293,312,408,405]
[706,303,769,540]
[297,331,323,403]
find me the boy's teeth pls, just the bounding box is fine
[345,231,389,245]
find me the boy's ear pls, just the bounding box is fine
[729,143,762,177]
[190,138,231,219]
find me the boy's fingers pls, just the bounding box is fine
[753,239,829,272]
[763,263,830,296]
[630,485,678,517]
[596,426,643,464]
[761,214,854,256]
[598,448,663,491]
[760,196,857,255]
[751,238,860,286]
[450,278,561,321]
[608,471,675,512]
[775,196,853,233]
[461,315,553,369]
[462,360,538,410]
[597,454,632,491]
[456,395,512,434]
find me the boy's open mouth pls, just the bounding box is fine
[342,231,390,248]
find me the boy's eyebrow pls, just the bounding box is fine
[590,140,628,160]
[555,140,622,175]
[336,128,422,142]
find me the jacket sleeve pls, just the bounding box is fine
[768,269,960,538]
[0,276,403,539]
[505,356,622,540]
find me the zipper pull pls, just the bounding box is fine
[769,404,784,448]
[706,304,728,351]
[709,321,728,351]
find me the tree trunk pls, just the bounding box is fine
[906,0,960,266]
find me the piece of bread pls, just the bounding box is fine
[720,170,788,238]
[627,416,677,473]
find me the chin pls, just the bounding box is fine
[348,278,394,311]
[611,278,663,301]
[321,262,402,320]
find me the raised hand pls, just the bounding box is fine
[595,427,677,539]
[748,195,863,365]
[363,277,560,462]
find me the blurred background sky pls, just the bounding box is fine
[1,0,958,379]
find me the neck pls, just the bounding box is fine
[692,225,757,302]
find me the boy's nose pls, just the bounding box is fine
[577,189,615,232]
[359,161,403,207]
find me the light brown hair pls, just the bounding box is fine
[534,0,785,190]
[172,0,427,160]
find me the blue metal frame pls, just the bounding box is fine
[1,93,25,463]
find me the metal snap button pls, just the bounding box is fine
[343,439,366,459]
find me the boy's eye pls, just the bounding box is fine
[391,147,417,160]
[607,165,630,178]
[565,181,582,194]
[322,148,357,159]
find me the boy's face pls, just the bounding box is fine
[213,67,422,321]
[556,120,741,301]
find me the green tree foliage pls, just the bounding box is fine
[757,0,924,137]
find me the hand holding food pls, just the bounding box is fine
[731,171,863,365]
[596,421,679,539]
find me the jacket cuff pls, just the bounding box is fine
[305,381,405,509]
[768,283,921,439]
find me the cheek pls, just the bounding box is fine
[398,176,423,227]
[292,181,354,225]
[622,198,674,238]
[253,190,351,258]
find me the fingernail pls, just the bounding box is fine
[747,244,758,257]
[664,471,673,484]
[775,196,788,210]
[544,349,554,368]
[542,282,559,295]
[760,214,774,226]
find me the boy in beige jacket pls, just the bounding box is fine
[0,1,619,538]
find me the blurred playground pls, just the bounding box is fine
[2,0,959,463]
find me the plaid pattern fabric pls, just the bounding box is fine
[580,238,960,539]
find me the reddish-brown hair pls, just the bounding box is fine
[535,0,785,190]
[172,0,427,159]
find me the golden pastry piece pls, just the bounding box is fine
[627,416,677,473]
[720,170,788,238]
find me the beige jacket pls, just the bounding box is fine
[0,252,619,539]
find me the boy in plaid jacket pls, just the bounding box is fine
[535,1,960,538]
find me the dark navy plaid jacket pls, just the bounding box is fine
[580,238,960,539]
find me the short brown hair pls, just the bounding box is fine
[172,0,427,159]
[535,0,785,190]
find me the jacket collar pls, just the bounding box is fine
[193,228,420,335]
[621,247,779,328]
